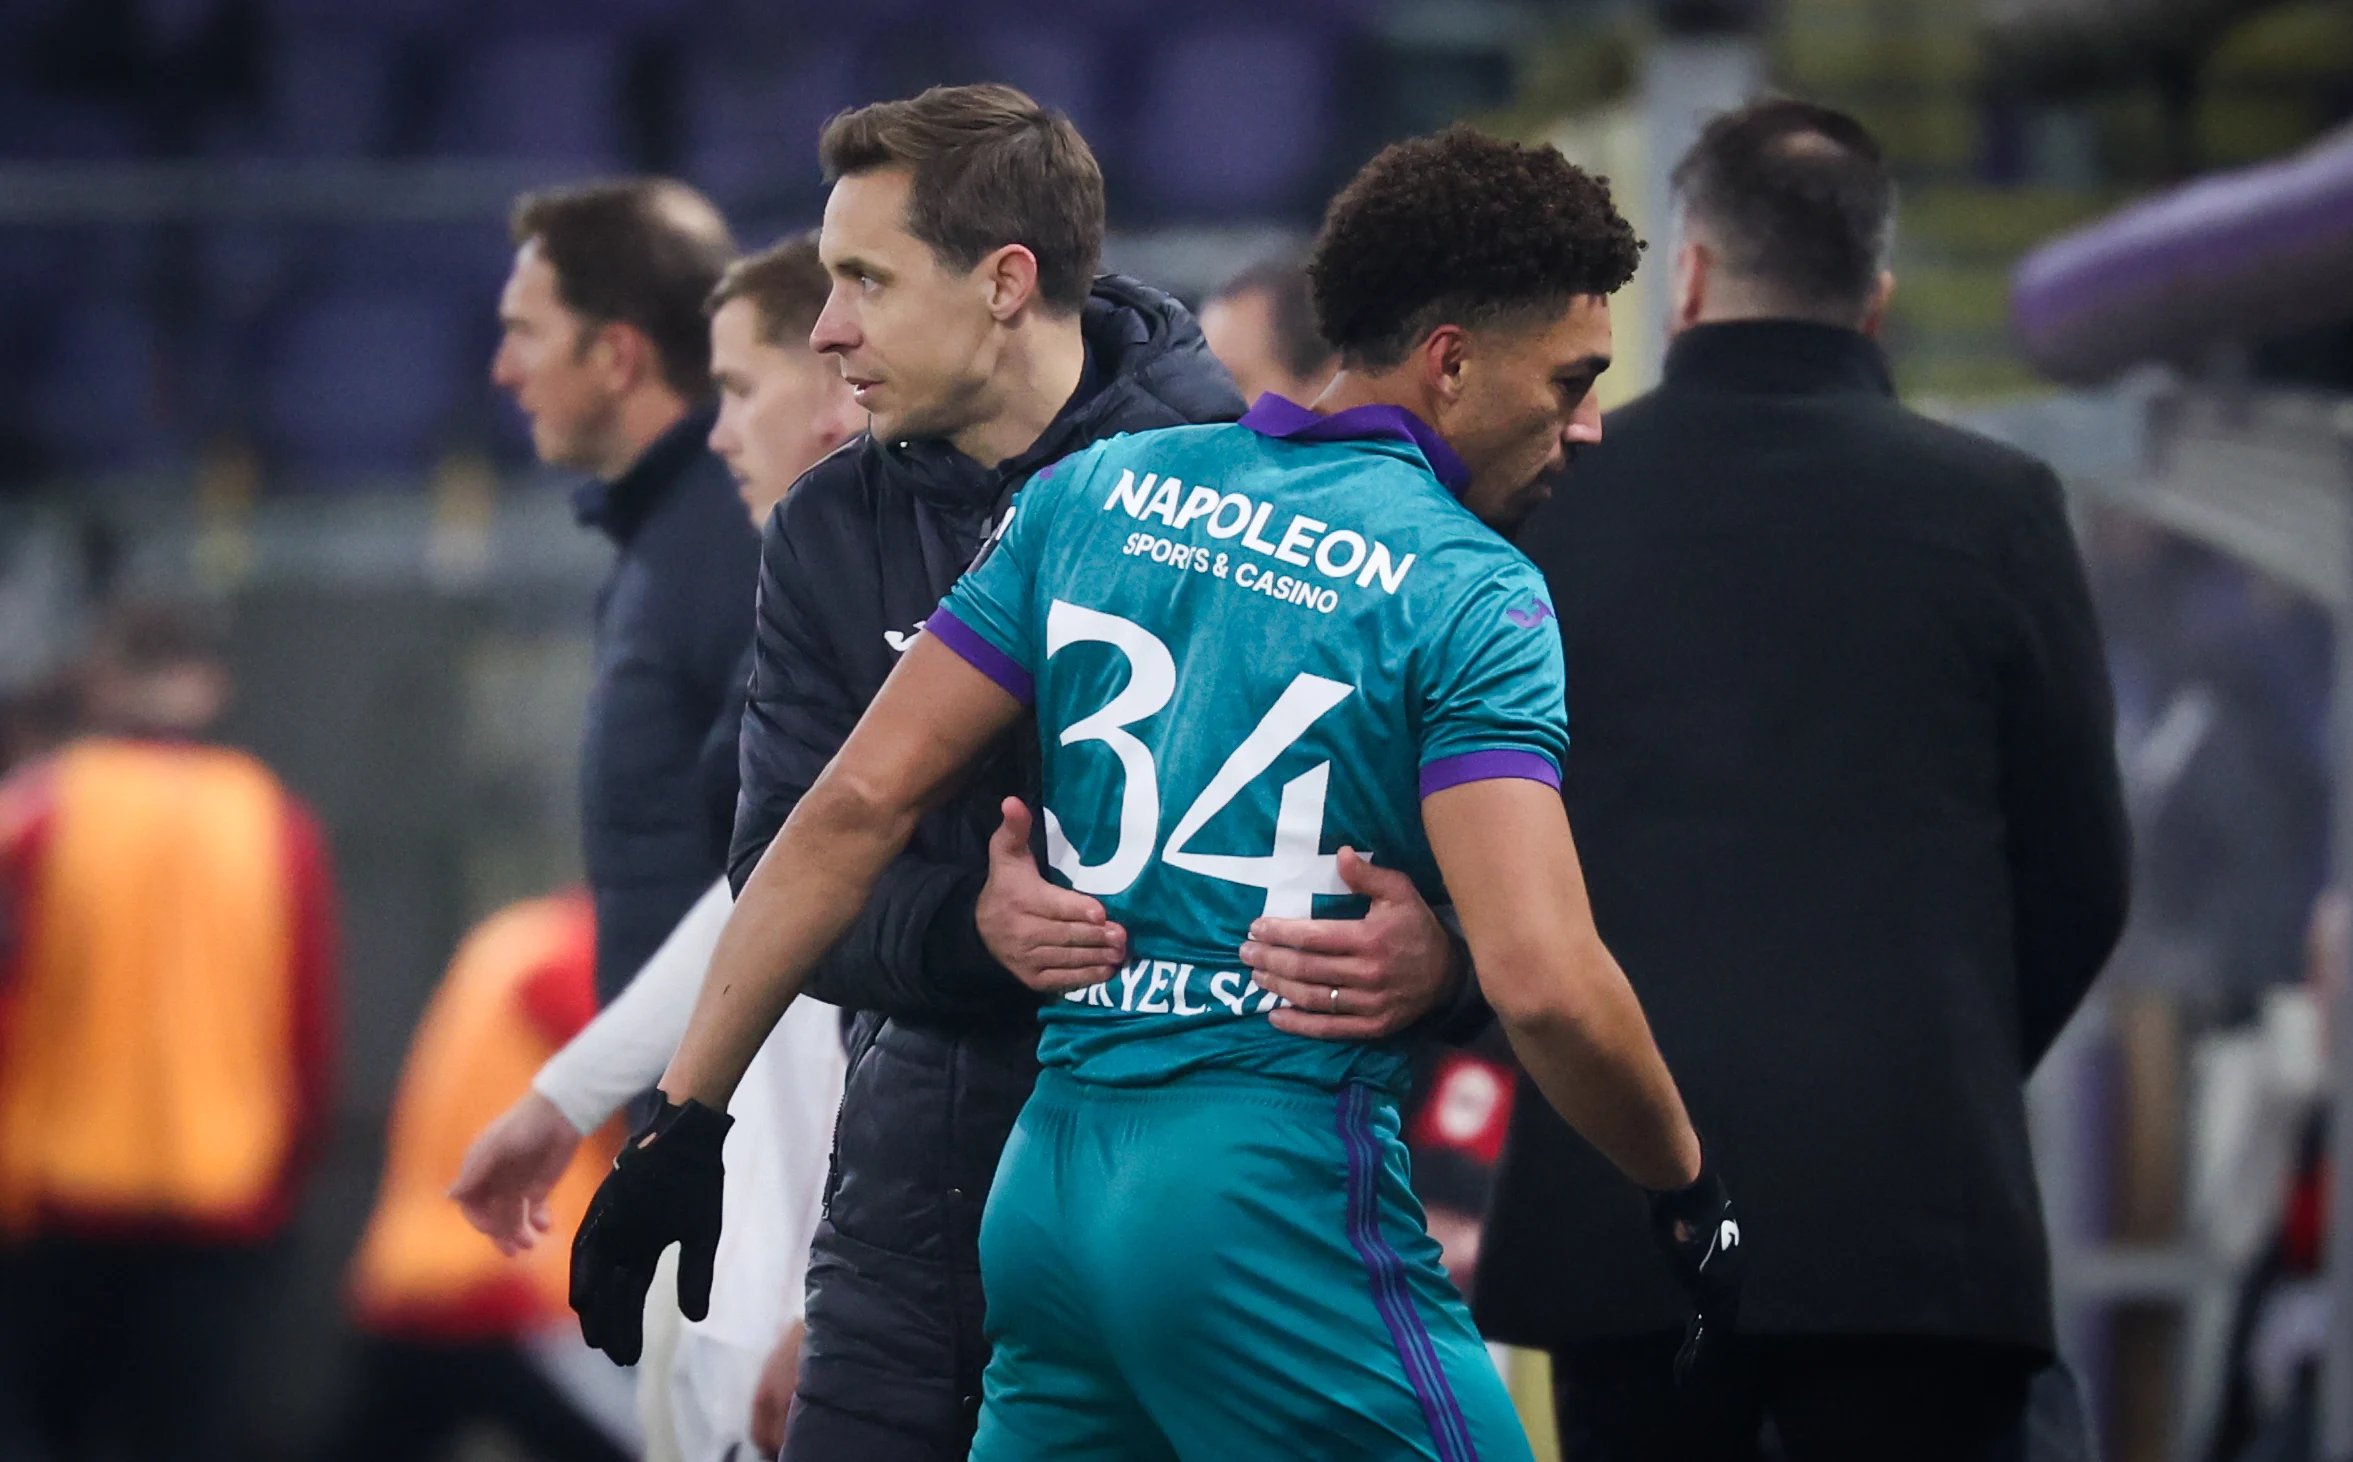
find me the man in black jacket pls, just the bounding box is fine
[1478,101,2130,1461]
[492,179,759,1001]
[715,87,1468,1461]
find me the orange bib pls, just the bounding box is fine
[0,740,301,1235]
[347,891,619,1340]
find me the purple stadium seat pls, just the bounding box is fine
[0,97,145,162]
[953,0,1161,23]
[437,33,623,166]
[29,301,173,471]
[1131,24,1335,217]
[680,42,867,208]
[261,291,469,482]
[478,0,690,36]
[143,0,232,48]
[270,34,397,156]
[962,29,1107,142]
[261,0,468,37]
[0,231,82,331]
[198,223,313,325]
[324,221,508,299]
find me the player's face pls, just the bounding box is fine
[490,242,620,472]
[707,298,865,526]
[1448,294,1612,533]
[810,168,1001,444]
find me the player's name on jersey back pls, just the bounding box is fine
[1100,467,1418,616]
[1059,956,1290,1019]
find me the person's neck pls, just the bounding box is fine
[1308,363,1435,422]
[1683,294,1868,335]
[947,314,1088,469]
[593,388,693,481]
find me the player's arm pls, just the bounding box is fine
[1422,777,1698,1191]
[732,507,1026,1024]
[660,633,1024,1111]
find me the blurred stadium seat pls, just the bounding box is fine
[436,33,624,166]
[261,291,469,482]
[29,300,173,472]
[1131,24,1335,217]
[962,28,1110,146]
[269,34,399,157]
[0,96,146,161]
[262,0,471,38]
[680,40,866,210]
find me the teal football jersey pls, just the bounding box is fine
[932,397,1568,1090]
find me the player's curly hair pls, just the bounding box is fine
[1308,126,1643,369]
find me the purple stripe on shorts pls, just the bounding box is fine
[925,607,1035,706]
[1338,1084,1478,1462]
[1418,748,1560,799]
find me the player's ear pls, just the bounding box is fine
[1417,324,1471,407]
[591,320,655,394]
[979,243,1043,323]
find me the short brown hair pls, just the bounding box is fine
[707,231,830,348]
[1310,126,1643,370]
[510,178,738,401]
[818,84,1103,315]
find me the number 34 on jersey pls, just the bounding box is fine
[1039,599,1358,922]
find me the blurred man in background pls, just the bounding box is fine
[1479,99,2130,1461]
[0,602,338,1462]
[327,888,634,1462]
[1198,255,1337,406]
[454,232,858,1461]
[490,179,757,1458]
[492,178,756,1005]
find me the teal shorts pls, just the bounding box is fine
[970,1067,1535,1462]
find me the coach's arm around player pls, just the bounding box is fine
[568,624,1741,1378]
[982,793,1466,1039]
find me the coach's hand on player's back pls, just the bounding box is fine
[1249,848,1460,1041]
[979,797,1129,993]
[570,1096,730,1366]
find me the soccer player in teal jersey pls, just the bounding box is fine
[575,127,1743,1459]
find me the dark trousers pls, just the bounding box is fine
[777,1214,989,1462]
[0,1235,276,1462]
[309,1335,633,1462]
[782,1393,972,1462]
[1553,1334,2046,1462]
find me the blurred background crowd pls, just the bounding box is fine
[0,0,2350,1460]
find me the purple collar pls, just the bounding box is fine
[1236,394,1472,498]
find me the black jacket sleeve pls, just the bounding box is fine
[1998,464,2131,1068]
[728,509,1025,1024]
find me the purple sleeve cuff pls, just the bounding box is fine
[1418,748,1561,798]
[925,607,1034,706]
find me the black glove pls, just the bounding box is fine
[1646,1156,1743,1387]
[570,1096,731,1366]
